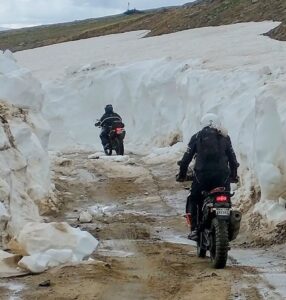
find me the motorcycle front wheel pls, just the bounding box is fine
[210,218,229,269]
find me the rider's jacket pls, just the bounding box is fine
[179,127,239,180]
[99,112,122,128]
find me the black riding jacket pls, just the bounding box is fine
[99,112,122,128]
[179,127,239,179]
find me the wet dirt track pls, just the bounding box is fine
[0,153,284,300]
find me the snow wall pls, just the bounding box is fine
[0,50,51,242]
[43,57,286,224]
[13,22,286,225]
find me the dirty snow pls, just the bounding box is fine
[0,50,51,240]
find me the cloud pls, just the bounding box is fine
[0,0,191,28]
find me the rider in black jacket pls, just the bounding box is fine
[95,105,122,150]
[176,114,239,240]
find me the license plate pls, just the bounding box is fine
[216,208,230,216]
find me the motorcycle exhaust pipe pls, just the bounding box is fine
[229,210,242,241]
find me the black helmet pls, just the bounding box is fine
[105,104,113,113]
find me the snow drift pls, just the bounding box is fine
[17,222,98,273]
[15,22,286,224]
[0,50,51,242]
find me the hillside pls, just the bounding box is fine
[0,0,286,52]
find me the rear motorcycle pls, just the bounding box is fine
[96,122,126,156]
[196,187,241,269]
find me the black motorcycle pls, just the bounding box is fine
[96,122,126,156]
[177,161,241,269]
[196,187,241,269]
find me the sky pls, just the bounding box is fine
[0,0,192,29]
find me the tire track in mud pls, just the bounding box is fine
[5,152,281,300]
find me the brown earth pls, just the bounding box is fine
[0,0,286,52]
[0,152,278,300]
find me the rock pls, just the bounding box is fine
[79,211,93,223]
[58,159,72,167]
[88,152,104,159]
[39,280,51,287]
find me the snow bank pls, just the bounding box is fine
[0,50,52,242]
[0,51,99,272]
[15,22,286,224]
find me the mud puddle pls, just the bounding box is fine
[230,249,286,299]
[0,282,25,300]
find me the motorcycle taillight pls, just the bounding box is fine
[215,195,229,203]
[115,128,123,134]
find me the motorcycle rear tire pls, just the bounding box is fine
[115,137,124,156]
[210,218,229,269]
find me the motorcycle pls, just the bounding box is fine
[196,187,241,269]
[95,121,126,156]
[177,161,241,269]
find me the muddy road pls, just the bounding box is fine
[0,153,285,300]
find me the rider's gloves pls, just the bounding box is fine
[230,175,239,183]
[94,122,101,127]
[230,167,239,183]
[176,174,185,182]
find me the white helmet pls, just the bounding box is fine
[200,113,221,129]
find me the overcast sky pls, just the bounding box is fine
[0,0,192,29]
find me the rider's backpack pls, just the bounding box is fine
[196,127,223,162]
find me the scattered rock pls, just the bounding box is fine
[79,211,93,223]
[39,280,51,287]
[88,155,99,159]
[58,159,72,167]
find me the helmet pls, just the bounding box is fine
[200,113,221,129]
[105,104,113,113]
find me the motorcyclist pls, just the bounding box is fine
[176,113,239,241]
[95,104,123,150]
